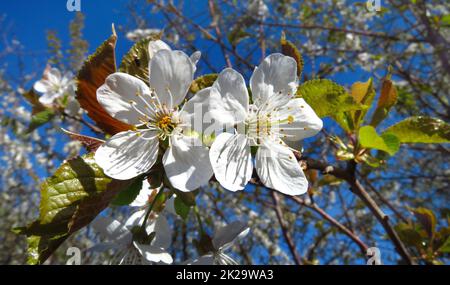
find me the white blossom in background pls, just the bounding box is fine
[344,33,361,50]
[91,210,173,265]
[33,66,75,106]
[192,53,322,195]
[248,0,269,20]
[63,141,83,158]
[129,181,177,215]
[126,28,162,42]
[357,52,386,72]
[94,40,212,191]
[65,97,82,117]
[185,221,249,265]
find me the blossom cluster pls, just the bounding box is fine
[31,38,322,265]
[93,39,322,196]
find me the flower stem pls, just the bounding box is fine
[194,205,204,234]
[140,187,164,230]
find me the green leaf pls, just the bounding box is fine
[384,116,450,144]
[317,175,343,187]
[350,78,375,128]
[27,109,55,133]
[297,79,366,119]
[112,177,144,206]
[22,89,46,115]
[15,153,134,264]
[395,222,424,248]
[357,153,384,168]
[148,170,163,189]
[359,125,400,155]
[370,78,398,127]
[281,32,304,77]
[174,196,191,220]
[228,27,250,47]
[189,74,218,94]
[440,14,450,27]
[412,207,437,239]
[119,34,160,85]
[174,190,197,206]
[438,236,450,253]
[350,78,375,105]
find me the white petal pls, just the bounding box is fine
[94,130,159,180]
[180,87,219,135]
[38,92,60,105]
[275,98,323,141]
[209,133,253,192]
[163,134,213,192]
[255,140,308,196]
[33,80,50,93]
[149,49,193,109]
[91,216,132,246]
[88,242,120,252]
[130,180,152,207]
[146,215,172,249]
[190,51,201,66]
[65,98,81,117]
[183,254,214,265]
[148,40,171,59]
[212,221,249,250]
[208,68,249,125]
[134,242,173,264]
[97,72,152,125]
[250,53,298,108]
[125,209,146,229]
[190,51,201,73]
[164,195,177,215]
[216,252,239,265]
[47,67,62,83]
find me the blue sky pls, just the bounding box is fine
[0,1,409,264]
[0,0,151,73]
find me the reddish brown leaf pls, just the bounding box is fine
[76,32,132,135]
[22,89,46,115]
[61,128,105,152]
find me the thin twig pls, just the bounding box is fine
[346,162,416,265]
[208,0,232,68]
[271,191,303,265]
[289,195,369,257]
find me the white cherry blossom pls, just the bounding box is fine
[126,28,162,42]
[91,210,173,265]
[130,180,177,215]
[94,40,212,192]
[185,221,249,265]
[248,0,269,20]
[33,66,75,105]
[192,53,322,195]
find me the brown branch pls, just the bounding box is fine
[289,195,369,257]
[346,163,416,265]
[358,172,409,224]
[257,21,425,43]
[61,111,103,134]
[208,0,232,68]
[271,191,303,265]
[154,2,254,69]
[410,0,450,75]
[252,157,416,264]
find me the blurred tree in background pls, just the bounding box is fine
[0,0,449,265]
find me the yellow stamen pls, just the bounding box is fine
[287,115,294,124]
